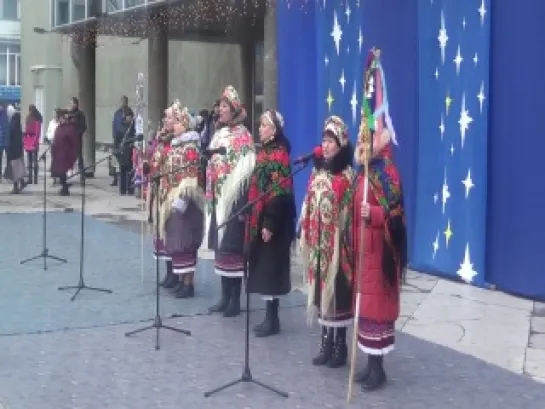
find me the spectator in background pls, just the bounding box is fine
[69,97,87,176]
[0,103,9,181]
[51,110,79,196]
[6,104,27,194]
[111,95,134,187]
[23,104,43,184]
[45,108,60,145]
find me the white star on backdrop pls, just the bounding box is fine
[331,11,342,55]
[433,192,439,204]
[477,81,486,113]
[324,55,329,66]
[432,232,440,259]
[350,82,358,125]
[358,28,363,54]
[450,144,455,155]
[478,0,487,26]
[458,93,473,148]
[457,244,478,283]
[345,3,351,23]
[462,169,475,198]
[435,68,439,80]
[462,17,466,29]
[439,114,445,140]
[339,70,346,93]
[438,10,449,64]
[473,52,478,66]
[453,45,463,75]
[442,169,450,214]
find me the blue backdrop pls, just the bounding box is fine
[277,0,545,301]
[412,0,490,286]
[486,0,545,300]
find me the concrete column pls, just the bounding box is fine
[263,3,277,110]
[148,22,168,129]
[241,39,255,135]
[72,39,96,177]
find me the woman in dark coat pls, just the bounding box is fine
[247,109,296,337]
[6,105,27,194]
[50,110,79,196]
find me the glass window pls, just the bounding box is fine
[106,0,123,12]
[0,55,6,86]
[54,0,70,25]
[125,0,145,8]
[1,0,20,20]
[72,0,86,21]
[9,53,16,86]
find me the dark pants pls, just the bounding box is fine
[77,142,84,175]
[119,164,134,195]
[59,173,69,194]
[26,150,38,184]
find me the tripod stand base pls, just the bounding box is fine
[20,249,67,270]
[124,314,191,350]
[204,367,289,398]
[58,278,112,301]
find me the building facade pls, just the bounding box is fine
[0,0,20,104]
[21,0,276,175]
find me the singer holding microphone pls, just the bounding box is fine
[299,116,355,369]
[205,85,256,318]
[246,109,296,337]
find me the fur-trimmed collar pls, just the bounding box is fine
[313,143,353,175]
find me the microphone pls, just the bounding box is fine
[293,146,323,165]
[203,146,227,158]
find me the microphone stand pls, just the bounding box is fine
[58,156,113,301]
[20,145,67,270]
[204,159,311,399]
[57,136,142,301]
[124,164,192,349]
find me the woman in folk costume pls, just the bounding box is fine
[206,85,256,318]
[149,104,176,283]
[158,106,205,298]
[299,116,355,368]
[352,50,408,391]
[247,109,296,337]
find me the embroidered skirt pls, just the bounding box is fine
[215,252,244,278]
[357,318,395,355]
[153,237,171,261]
[315,270,353,328]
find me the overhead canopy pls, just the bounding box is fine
[49,0,265,42]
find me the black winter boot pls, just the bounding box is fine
[254,299,280,337]
[223,278,242,317]
[176,273,195,298]
[355,355,371,383]
[327,327,348,368]
[208,277,231,313]
[312,327,333,366]
[170,280,184,294]
[160,261,177,288]
[361,355,386,391]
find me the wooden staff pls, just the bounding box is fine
[347,48,379,403]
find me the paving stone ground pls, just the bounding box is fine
[1,212,545,408]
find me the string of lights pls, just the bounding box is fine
[58,0,351,48]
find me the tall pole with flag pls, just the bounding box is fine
[347,47,381,403]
